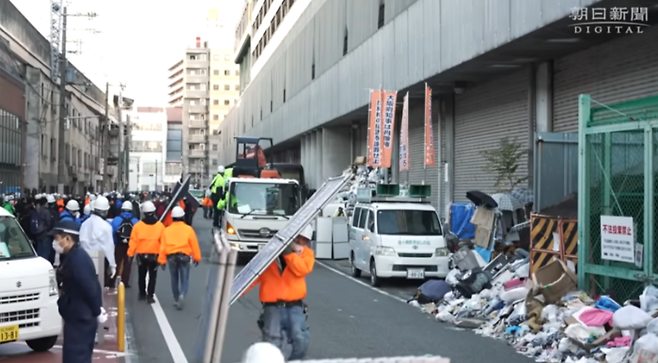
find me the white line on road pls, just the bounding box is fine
[315,261,407,304]
[146,274,189,363]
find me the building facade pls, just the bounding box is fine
[209,47,240,172]
[2,1,115,195]
[164,107,183,189]
[128,107,167,191]
[220,0,658,217]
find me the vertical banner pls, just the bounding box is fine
[367,90,383,167]
[380,90,398,168]
[424,83,435,167]
[399,92,410,172]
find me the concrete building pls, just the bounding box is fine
[209,47,240,171]
[127,107,167,191]
[164,107,184,189]
[220,0,658,216]
[1,1,117,194]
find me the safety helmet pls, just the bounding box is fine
[46,194,56,204]
[93,196,110,211]
[90,194,97,201]
[35,193,43,199]
[83,204,91,215]
[299,224,314,240]
[217,165,225,173]
[141,201,156,213]
[121,201,133,211]
[65,200,80,212]
[242,342,285,363]
[172,206,185,218]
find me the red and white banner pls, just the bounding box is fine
[380,90,397,168]
[367,90,383,168]
[424,83,435,167]
[399,92,410,172]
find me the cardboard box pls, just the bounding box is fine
[531,260,577,304]
[474,225,492,248]
[471,208,495,227]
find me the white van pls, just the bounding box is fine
[0,208,61,351]
[348,193,450,287]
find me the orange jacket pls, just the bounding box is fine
[127,220,165,256]
[157,221,201,265]
[163,200,185,227]
[245,247,314,303]
[84,197,90,206]
[57,199,64,208]
[202,197,212,207]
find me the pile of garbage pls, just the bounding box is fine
[409,247,658,363]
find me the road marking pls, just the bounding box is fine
[151,295,189,363]
[315,261,407,304]
[51,345,131,356]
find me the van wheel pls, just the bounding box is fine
[350,252,361,278]
[26,335,58,352]
[369,259,382,287]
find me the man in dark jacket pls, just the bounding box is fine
[52,219,105,363]
[34,197,55,263]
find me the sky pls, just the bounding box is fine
[11,0,242,106]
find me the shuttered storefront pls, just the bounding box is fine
[438,98,447,218]
[453,70,530,202]
[553,28,658,132]
[406,99,440,210]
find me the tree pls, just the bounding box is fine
[480,137,527,193]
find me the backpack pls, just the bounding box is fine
[29,209,46,235]
[116,217,134,243]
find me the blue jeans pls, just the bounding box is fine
[260,305,310,360]
[168,259,190,300]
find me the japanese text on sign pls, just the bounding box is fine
[600,215,635,263]
[373,98,382,166]
[383,95,395,150]
[569,7,649,34]
[399,93,410,172]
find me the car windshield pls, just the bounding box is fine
[376,209,442,236]
[0,216,36,260]
[189,189,204,199]
[228,182,300,216]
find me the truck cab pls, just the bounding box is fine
[0,208,61,351]
[221,137,302,253]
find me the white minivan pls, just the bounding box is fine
[348,198,450,287]
[0,208,61,351]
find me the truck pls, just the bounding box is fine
[0,207,61,352]
[221,137,303,254]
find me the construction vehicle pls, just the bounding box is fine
[221,137,302,254]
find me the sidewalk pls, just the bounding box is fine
[0,289,128,363]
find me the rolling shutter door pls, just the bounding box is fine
[406,99,440,209]
[453,70,529,202]
[553,28,658,132]
[438,98,447,218]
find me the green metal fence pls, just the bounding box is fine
[577,94,658,302]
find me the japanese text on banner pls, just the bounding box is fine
[424,84,435,167]
[380,91,397,168]
[399,92,410,172]
[600,215,635,264]
[368,90,383,167]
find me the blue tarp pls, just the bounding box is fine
[450,203,476,239]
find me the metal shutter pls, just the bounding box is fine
[453,70,529,202]
[553,28,658,132]
[406,99,440,209]
[438,98,446,219]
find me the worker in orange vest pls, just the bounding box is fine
[158,206,201,310]
[243,224,315,361]
[163,199,185,227]
[202,196,212,219]
[127,201,165,304]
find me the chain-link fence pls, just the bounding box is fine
[578,94,658,302]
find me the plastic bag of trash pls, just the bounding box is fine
[445,269,460,286]
[640,285,658,314]
[436,311,455,323]
[646,318,658,335]
[541,304,560,323]
[633,333,658,354]
[612,305,653,330]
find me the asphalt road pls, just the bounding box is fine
[124,214,532,363]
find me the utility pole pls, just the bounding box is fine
[103,82,109,192]
[57,6,68,191]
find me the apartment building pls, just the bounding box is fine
[209,47,240,171]
[128,107,167,191]
[164,107,183,190]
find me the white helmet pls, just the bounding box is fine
[242,342,284,363]
[141,201,156,213]
[172,206,185,218]
[65,200,80,212]
[93,196,110,211]
[36,193,43,199]
[83,204,91,215]
[90,195,97,201]
[299,224,314,240]
[46,194,56,204]
[121,201,133,211]
[217,165,225,173]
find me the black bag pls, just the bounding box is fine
[116,217,133,243]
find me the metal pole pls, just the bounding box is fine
[103,82,109,192]
[155,160,158,191]
[57,7,68,190]
[117,90,123,192]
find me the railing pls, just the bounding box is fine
[189,121,207,129]
[189,149,206,158]
[189,134,207,143]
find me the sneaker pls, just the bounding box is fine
[146,296,155,304]
[177,294,184,310]
[138,294,146,301]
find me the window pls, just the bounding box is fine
[200,83,207,90]
[189,85,196,90]
[224,70,230,76]
[228,182,300,216]
[378,0,385,28]
[212,159,218,166]
[213,114,219,120]
[213,84,219,90]
[357,209,368,229]
[190,115,195,120]
[367,212,375,232]
[190,100,196,105]
[0,216,36,260]
[343,27,348,56]
[199,54,207,61]
[234,85,240,91]
[212,144,218,151]
[224,54,230,61]
[190,70,196,75]
[376,210,442,236]
[224,100,230,105]
[213,54,220,60]
[213,70,219,76]
[213,100,219,105]
[351,208,362,227]
[236,70,240,76]
[189,55,196,60]
[224,85,230,91]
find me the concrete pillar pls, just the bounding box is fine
[24,67,41,191]
[315,129,323,187]
[322,127,351,180]
[535,62,553,133]
[444,95,456,217]
[309,131,317,189]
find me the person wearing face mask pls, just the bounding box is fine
[242,224,315,361]
[127,201,165,303]
[51,219,106,363]
[79,196,117,288]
